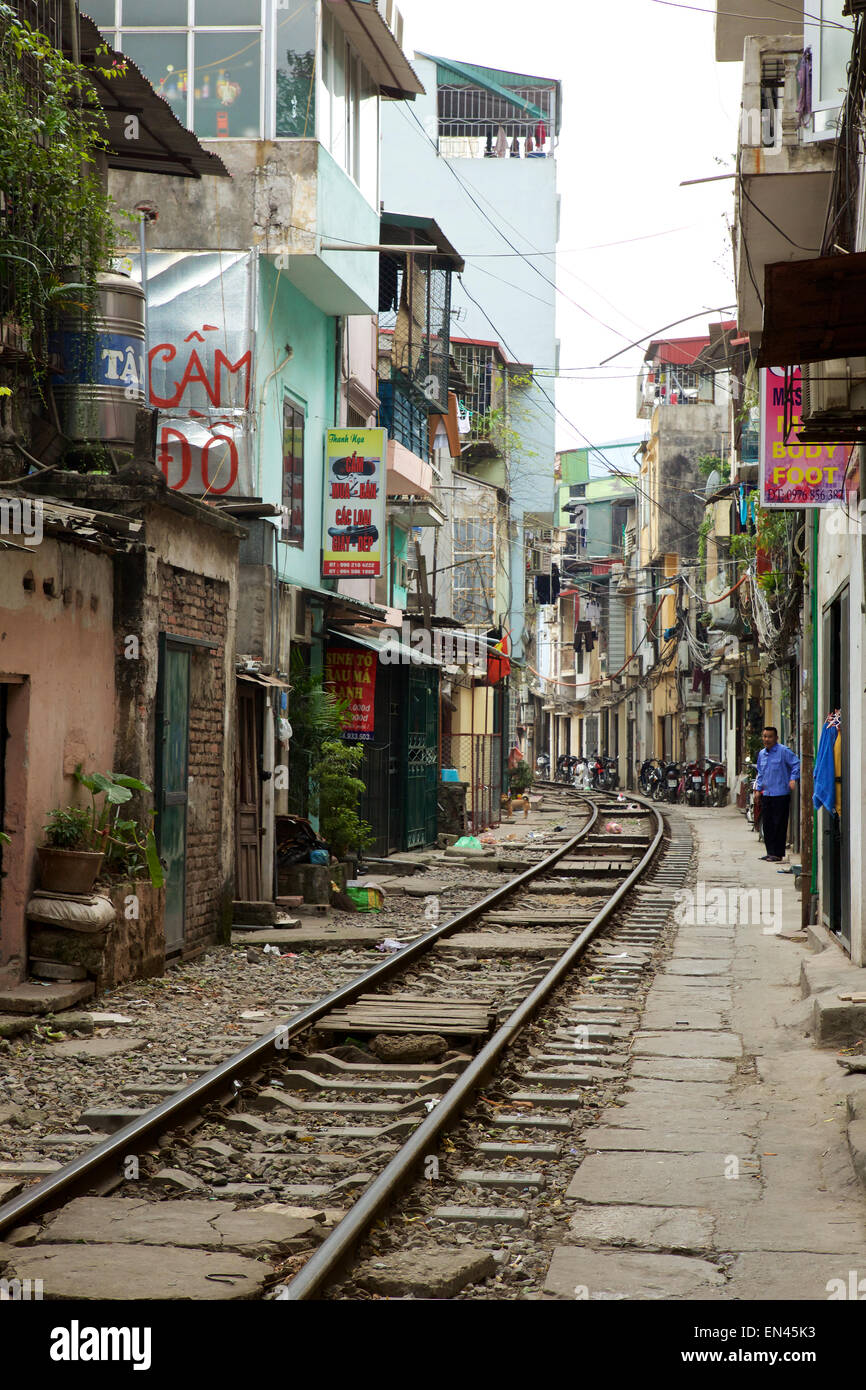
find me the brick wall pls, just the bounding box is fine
[157,561,230,956]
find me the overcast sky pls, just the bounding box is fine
[400,0,744,454]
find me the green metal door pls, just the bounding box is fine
[157,638,190,955]
[404,669,438,849]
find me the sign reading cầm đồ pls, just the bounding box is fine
[759,367,848,508]
[322,428,387,578]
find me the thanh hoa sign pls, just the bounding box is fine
[759,367,848,508]
[322,428,387,578]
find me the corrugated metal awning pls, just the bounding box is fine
[324,1,424,100]
[79,13,230,180]
[757,253,866,367]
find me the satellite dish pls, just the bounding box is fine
[704,468,721,495]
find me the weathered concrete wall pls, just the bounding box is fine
[110,140,379,314]
[0,540,116,983]
[654,404,725,562]
[111,141,319,257]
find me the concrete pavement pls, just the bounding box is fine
[545,804,866,1301]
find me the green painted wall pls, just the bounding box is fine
[256,258,335,588]
[388,522,409,608]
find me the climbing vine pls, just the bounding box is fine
[0,6,121,376]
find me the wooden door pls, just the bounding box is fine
[235,684,262,901]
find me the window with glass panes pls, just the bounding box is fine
[95,1,376,201]
[281,393,305,545]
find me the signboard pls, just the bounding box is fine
[759,367,847,508]
[322,428,387,577]
[128,250,255,497]
[324,646,377,741]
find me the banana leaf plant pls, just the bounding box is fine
[74,766,165,889]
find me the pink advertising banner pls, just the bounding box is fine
[759,367,848,508]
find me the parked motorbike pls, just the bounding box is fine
[556,754,579,785]
[587,753,605,790]
[638,758,662,796]
[536,752,551,780]
[602,754,619,791]
[742,759,764,841]
[684,759,706,806]
[662,760,682,803]
[705,758,728,807]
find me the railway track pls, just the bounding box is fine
[0,787,692,1301]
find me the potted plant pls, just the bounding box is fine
[37,806,104,895]
[310,740,373,861]
[37,769,165,896]
[508,759,534,796]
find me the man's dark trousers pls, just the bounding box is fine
[762,793,790,858]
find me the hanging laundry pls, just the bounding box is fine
[551,562,561,602]
[813,712,840,816]
[691,666,703,694]
[495,125,508,157]
[535,119,547,148]
[485,126,494,156]
[534,574,551,604]
[510,134,520,157]
[526,131,534,154]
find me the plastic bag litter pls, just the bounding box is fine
[480,833,497,845]
[376,938,404,953]
[454,835,483,851]
[262,944,281,956]
[603,820,623,834]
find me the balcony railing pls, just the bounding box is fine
[379,377,428,460]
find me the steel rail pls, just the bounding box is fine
[0,794,600,1236]
[283,792,665,1300]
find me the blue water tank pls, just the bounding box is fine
[52,272,146,447]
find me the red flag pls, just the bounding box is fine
[487,633,511,685]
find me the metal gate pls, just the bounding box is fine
[404,669,438,849]
[445,731,502,834]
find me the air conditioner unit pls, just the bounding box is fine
[539,527,555,544]
[801,357,866,431]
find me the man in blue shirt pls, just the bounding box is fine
[755,726,800,862]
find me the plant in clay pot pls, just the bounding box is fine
[38,769,164,896]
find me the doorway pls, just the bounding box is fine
[821,587,849,945]
[235,682,262,901]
